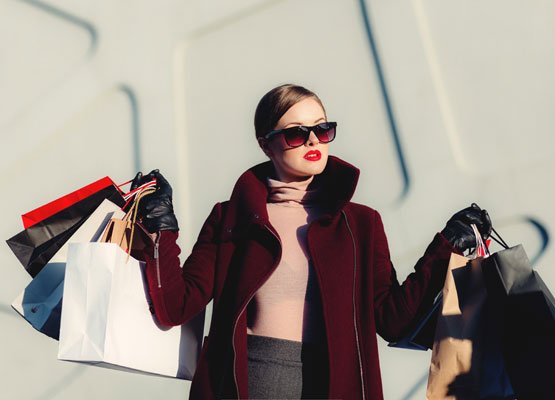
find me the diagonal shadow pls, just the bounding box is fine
[524,216,550,266]
[357,0,411,202]
[20,0,98,55]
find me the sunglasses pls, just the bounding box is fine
[264,121,337,148]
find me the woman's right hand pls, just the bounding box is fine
[131,169,179,233]
[441,203,491,252]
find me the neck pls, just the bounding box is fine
[267,175,320,205]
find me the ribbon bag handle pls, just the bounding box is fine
[100,186,156,257]
[469,202,509,250]
[115,177,157,210]
[124,187,156,252]
[470,223,489,258]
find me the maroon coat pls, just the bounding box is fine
[143,155,454,399]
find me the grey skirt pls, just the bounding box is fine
[247,334,328,399]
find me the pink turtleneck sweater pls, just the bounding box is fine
[246,176,326,344]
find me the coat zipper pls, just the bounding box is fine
[143,227,162,289]
[341,210,366,400]
[154,233,161,288]
[231,223,282,399]
[142,231,161,315]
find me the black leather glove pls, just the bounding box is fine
[130,169,179,233]
[441,203,492,252]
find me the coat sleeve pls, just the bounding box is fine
[372,211,455,342]
[142,202,223,326]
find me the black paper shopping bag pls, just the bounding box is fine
[6,184,125,277]
[481,244,555,398]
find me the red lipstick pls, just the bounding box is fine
[303,150,321,161]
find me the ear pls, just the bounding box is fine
[257,137,273,158]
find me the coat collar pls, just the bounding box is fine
[228,155,360,226]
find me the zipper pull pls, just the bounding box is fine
[154,233,160,258]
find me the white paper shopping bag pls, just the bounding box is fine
[58,242,203,379]
[11,199,125,339]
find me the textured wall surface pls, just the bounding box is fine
[1,0,553,399]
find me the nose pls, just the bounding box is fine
[306,130,319,146]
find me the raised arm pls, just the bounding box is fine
[131,169,222,327]
[372,212,453,342]
[142,203,222,327]
[373,204,491,342]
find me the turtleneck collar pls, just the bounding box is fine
[227,155,360,225]
[266,175,321,206]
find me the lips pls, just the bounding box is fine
[303,150,321,161]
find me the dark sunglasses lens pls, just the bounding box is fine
[284,127,309,147]
[314,124,336,143]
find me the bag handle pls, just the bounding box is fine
[469,202,509,250]
[471,224,489,257]
[116,178,157,203]
[99,185,155,258]
[488,226,509,249]
[124,186,156,253]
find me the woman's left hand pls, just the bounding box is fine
[441,203,492,252]
[131,169,179,233]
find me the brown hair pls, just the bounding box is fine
[254,84,326,139]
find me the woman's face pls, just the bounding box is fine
[259,97,329,183]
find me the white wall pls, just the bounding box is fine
[1,1,553,398]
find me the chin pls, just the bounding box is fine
[297,160,327,177]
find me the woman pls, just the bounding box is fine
[132,84,491,399]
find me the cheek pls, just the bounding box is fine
[281,148,305,166]
[267,144,294,168]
